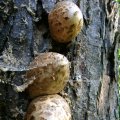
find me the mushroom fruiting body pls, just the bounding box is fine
[26,52,70,98]
[48,1,83,43]
[24,94,71,120]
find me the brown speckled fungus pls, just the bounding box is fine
[25,52,70,98]
[48,1,83,43]
[24,94,71,120]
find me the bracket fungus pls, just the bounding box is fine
[24,94,71,120]
[24,52,70,98]
[48,1,83,43]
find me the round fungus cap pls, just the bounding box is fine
[48,1,83,43]
[24,94,71,120]
[26,52,70,98]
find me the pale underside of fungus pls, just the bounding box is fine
[15,52,70,98]
[24,94,71,120]
[48,1,83,43]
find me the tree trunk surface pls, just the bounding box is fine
[0,0,119,120]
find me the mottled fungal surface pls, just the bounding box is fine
[26,52,70,98]
[24,94,71,120]
[48,1,83,43]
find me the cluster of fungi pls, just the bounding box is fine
[22,1,83,120]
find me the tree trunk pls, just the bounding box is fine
[0,0,119,120]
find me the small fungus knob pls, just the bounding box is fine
[48,1,83,43]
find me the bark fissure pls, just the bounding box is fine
[85,82,90,120]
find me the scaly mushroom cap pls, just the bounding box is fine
[26,52,70,98]
[48,1,83,43]
[24,94,71,120]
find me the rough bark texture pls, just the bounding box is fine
[0,0,119,120]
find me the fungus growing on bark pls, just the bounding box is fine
[48,1,83,43]
[25,52,70,98]
[24,94,71,120]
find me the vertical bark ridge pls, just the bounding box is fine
[67,0,119,120]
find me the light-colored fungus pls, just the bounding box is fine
[24,94,71,120]
[26,52,70,98]
[48,1,83,43]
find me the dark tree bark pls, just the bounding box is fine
[0,0,119,120]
